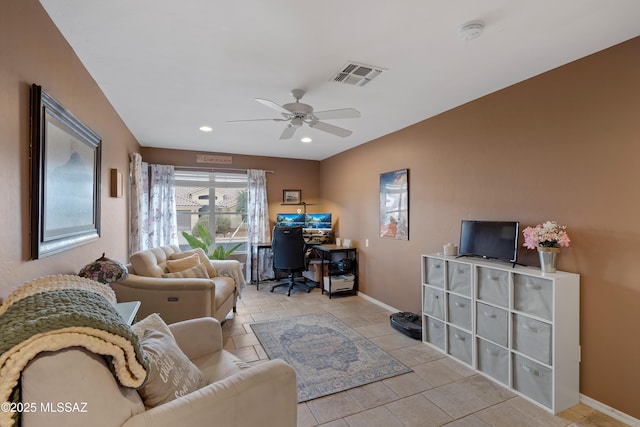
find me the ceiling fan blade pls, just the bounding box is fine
[255,98,292,116]
[312,108,361,120]
[227,118,287,123]
[280,125,298,140]
[309,121,352,138]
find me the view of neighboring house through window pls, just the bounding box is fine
[174,170,248,256]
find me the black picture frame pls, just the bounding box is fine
[282,189,302,204]
[30,84,102,259]
[379,169,409,240]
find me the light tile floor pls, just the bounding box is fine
[221,283,629,427]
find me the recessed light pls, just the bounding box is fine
[199,126,213,132]
[301,137,312,143]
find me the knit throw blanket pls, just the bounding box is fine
[0,275,149,427]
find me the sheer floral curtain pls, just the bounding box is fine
[148,164,178,248]
[129,153,178,254]
[246,169,271,281]
[129,153,149,254]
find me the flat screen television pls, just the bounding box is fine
[459,220,519,263]
[276,213,305,227]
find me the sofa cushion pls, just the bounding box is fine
[22,348,145,426]
[162,263,210,279]
[138,329,208,408]
[170,248,218,278]
[192,346,251,383]
[130,250,167,278]
[212,276,236,307]
[165,253,200,273]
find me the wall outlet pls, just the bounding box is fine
[365,239,369,247]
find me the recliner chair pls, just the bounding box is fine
[21,317,297,427]
[271,226,314,296]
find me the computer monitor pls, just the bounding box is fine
[305,213,332,229]
[276,213,305,227]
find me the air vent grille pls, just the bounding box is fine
[352,66,372,77]
[331,61,385,87]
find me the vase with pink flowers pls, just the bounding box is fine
[523,221,571,273]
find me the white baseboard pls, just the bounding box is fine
[357,292,402,314]
[357,294,639,427]
[580,394,639,426]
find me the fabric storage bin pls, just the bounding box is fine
[447,326,472,365]
[513,353,553,409]
[424,257,445,288]
[447,294,472,330]
[512,314,552,365]
[424,316,445,350]
[477,338,508,385]
[476,302,508,347]
[514,275,553,321]
[423,287,444,320]
[447,261,471,296]
[477,267,509,308]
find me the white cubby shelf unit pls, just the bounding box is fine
[421,254,580,414]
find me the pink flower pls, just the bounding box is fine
[523,221,570,249]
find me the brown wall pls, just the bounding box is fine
[0,1,140,294]
[141,148,322,228]
[320,37,640,418]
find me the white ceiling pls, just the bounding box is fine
[39,0,640,161]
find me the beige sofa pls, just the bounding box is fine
[21,317,297,427]
[111,245,242,324]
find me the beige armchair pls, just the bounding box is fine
[111,245,243,324]
[21,317,297,427]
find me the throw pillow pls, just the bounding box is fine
[138,329,208,408]
[132,313,175,340]
[169,248,217,277]
[161,263,210,279]
[165,253,200,273]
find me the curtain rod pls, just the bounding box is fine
[175,166,274,174]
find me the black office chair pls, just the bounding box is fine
[271,226,314,296]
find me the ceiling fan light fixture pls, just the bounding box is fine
[231,89,359,139]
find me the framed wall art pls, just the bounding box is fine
[30,84,102,259]
[282,189,302,204]
[379,169,409,240]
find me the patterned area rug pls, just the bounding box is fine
[250,313,412,402]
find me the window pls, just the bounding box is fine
[174,170,248,254]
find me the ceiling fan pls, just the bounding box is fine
[228,89,360,140]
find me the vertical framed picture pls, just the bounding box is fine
[283,189,302,204]
[379,169,409,240]
[30,84,102,258]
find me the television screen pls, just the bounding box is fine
[276,213,305,227]
[459,220,519,263]
[305,213,332,229]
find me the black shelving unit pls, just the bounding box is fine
[315,244,358,298]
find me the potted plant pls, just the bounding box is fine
[522,221,571,273]
[182,223,241,260]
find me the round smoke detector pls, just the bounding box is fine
[458,21,484,41]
